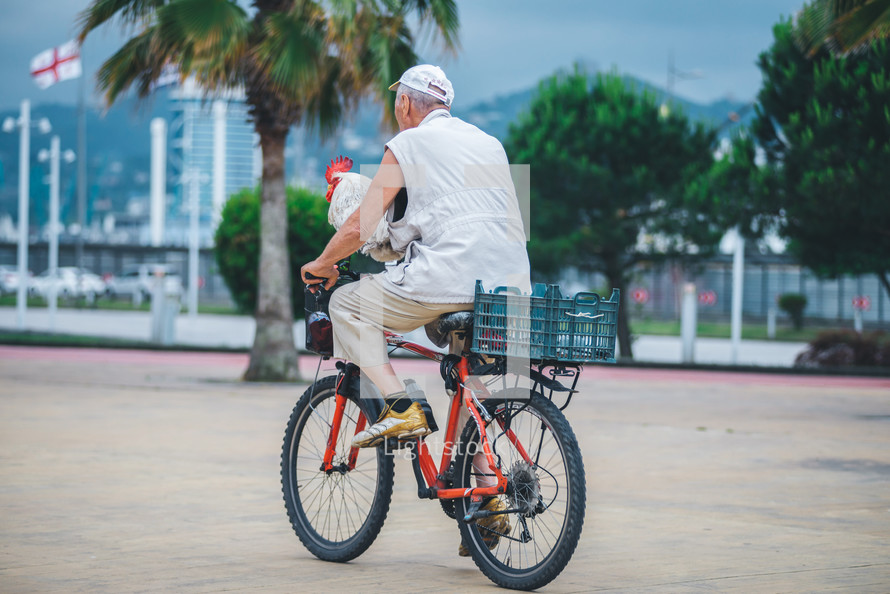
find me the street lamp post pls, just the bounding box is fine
[186,168,209,319]
[3,99,51,330]
[38,136,76,331]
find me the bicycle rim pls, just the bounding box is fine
[455,391,586,590]
[281,376,393,561]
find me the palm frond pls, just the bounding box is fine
[155,0,250,86]
[78,0,166,41]
[302,57,345,138]
[362,17,417,126]
[794,0,890,55]
[794,1,835,56]
[92,0,249,104]
[389,0,459,50]
[96,29,166,103]
[252,6,325,98]
[424,0,460,50]
[833,0,890,51]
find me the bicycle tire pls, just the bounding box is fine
[281,375,394,562]
[454,389,586,590]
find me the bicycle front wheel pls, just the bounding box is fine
[281,375,394,562]
[454,389,586,590]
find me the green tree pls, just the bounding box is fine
[684,131,778,241]
[78,0,458,381]
[753,19,890,297]
[794,0,890,56]
[506,69,718,358]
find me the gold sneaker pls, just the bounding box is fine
[351,401,431,448]
[458,497,511,557]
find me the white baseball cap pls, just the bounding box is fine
[388,64,454,107]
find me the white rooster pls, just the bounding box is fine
[325,156,402,262]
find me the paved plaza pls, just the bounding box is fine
[1,346,888,592]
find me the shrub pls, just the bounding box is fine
[214,186,333,317]
[778,293,808,330]
[795,330,890,368]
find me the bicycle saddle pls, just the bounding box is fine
[424,311,474,348]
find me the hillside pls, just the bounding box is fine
[0,77,752,230]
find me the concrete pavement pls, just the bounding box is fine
[0,306,810,367]
[1,346,888,592]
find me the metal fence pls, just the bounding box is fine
[3,242,889,328]
[567,253,889,329]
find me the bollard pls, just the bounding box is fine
[161,290,180,344]
[680,283,697,363]
[150,270,178,345]
[767,307,776,340]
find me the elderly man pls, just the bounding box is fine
[301,65,529,447]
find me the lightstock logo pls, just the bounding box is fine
[378,427,492,461]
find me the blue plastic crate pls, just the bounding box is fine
[547,288,620,363]
[471,281,620,364]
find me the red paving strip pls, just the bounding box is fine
[0,346,249,368]
[1,345,888,389]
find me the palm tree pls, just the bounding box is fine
[78,0,458,381]
[794,0,890,55]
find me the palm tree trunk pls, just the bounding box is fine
[244,129,300,381]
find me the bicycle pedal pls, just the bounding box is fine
[463,498,483,523]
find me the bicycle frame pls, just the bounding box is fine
[319,330,539,503]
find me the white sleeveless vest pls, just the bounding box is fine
[382,109,530,302]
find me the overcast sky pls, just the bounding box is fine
[0,0,805,112]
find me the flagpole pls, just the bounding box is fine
[76,52,87,269]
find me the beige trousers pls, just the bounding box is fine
[328,274,473,368]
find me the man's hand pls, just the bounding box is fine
[301,260,339,292]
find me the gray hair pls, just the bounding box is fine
[396,83,447,112]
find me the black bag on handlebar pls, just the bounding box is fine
[305,285,335,356]
[306,288,334,357]
[304,263,360,356]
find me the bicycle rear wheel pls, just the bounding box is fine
[281,375,394,562]
[454,389,586,590]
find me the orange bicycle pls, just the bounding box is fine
[281,270,619,590]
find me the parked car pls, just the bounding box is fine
[106,264,183,304]
[30,267,107,301]
[0,265,32,296]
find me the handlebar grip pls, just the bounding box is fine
[304,272,327,281]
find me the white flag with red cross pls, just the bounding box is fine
[30,40,82,89]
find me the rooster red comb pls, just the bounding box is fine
[325,155,353,184]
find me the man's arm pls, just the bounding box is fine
[301,149,405,289]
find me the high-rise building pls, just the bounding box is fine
[166,79,260,245]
